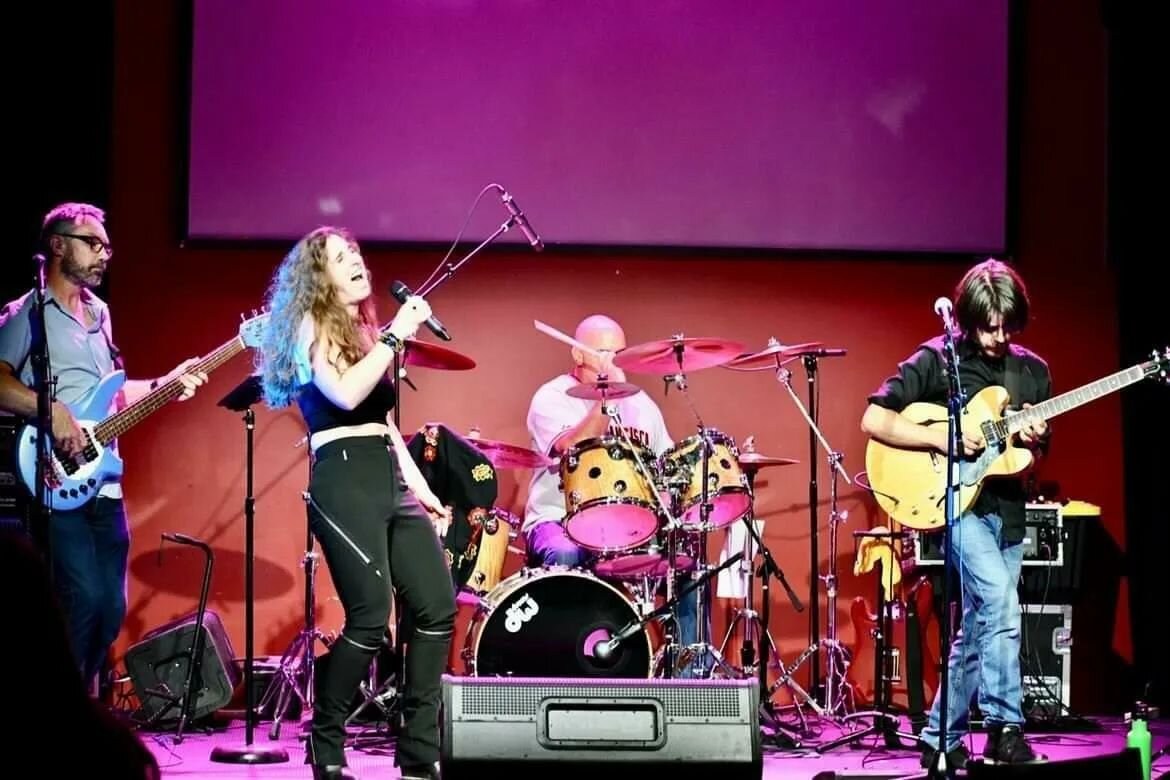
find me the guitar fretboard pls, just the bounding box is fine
[93,336,246,443]
[1003,362,1153,434]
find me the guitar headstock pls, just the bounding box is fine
[1151,347,1170,386]
[239,307,271,348]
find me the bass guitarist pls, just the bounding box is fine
[860,258,1049,769]
[0,202,206,695]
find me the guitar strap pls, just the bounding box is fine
[1004,348,1022,411]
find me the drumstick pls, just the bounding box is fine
[534,319,603,358]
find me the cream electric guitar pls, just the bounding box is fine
[865,348,1168,531]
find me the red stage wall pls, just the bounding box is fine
[106,2,1128,711]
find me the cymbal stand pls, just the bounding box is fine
[766,361,854,719]
[660,341,736,679]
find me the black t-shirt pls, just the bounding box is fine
[867,335,1052,543]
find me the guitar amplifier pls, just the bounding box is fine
[913,502,1066,567]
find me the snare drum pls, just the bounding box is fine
[463,567,652,678]
[560,436,661,552]
[659,428,752,531]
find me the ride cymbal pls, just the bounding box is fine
[613,336,745,374]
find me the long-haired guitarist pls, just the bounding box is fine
[0,202,207,695]
[861,258,1050,768]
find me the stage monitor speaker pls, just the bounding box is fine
[125,609,240,723]
[440,674,762,779]
[966,747,1143,778]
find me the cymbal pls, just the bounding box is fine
[468,437,552,470]
[566,380,641,401]
[738,452,800,469]
[725,340,825,371]
[613,336,745,374]
[402,339,476,371]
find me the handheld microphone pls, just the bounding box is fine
[934,297,957,335]
[593,620,644,661]
[500,190,545,252]
[390,281,451,341]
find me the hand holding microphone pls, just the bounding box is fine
[390,281,450,341]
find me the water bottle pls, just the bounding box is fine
[1126,704,1152,780]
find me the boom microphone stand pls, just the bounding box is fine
[927,302,965,779]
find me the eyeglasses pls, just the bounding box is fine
[56,232,113,258]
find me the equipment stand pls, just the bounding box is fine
[816,537,919,754]
[766,363,854,716]
[258,498,329,739]
[210,401,288,764]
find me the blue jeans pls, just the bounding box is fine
[48,497,130,685]
[921,511,1025,752]
[525,521,705,670]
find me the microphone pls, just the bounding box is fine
[390,281,451,341]
[593,620,645,661]
[934,296,957,335]
[500,190,545,252]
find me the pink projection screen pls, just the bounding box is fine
[186,1,1012,254]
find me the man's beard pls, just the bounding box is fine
[62,253,104,287]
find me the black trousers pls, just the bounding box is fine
[305,435,455,768]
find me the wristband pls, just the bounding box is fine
[380,330,405,353]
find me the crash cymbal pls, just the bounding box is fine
[613,336,745,374]
[738,452,800,469]
[566,380,641,400]
[402,339,476,371]
[468,437,552,470]
[725,339,825,371]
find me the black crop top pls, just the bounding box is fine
[297,376,397,434]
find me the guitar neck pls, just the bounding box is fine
[1004,361,1153,434]
[93,337,246,443]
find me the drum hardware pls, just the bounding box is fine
[733,339,850,711]
[616,334,746,679]
[593,551,743,664]
[717,449,818,746]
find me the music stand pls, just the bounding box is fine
[210,374,289,764]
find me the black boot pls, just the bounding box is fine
[312,765,357,780]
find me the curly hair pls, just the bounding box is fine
[259,226,382,408]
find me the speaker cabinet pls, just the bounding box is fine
[125,610,239,723]
[440,675,762,779]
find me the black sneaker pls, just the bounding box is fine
[400,761,441,780]
[983,723,1046,764]
[920,741,969,770]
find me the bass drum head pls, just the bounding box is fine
[471,567,651,678]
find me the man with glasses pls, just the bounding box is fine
[0,202,208,696]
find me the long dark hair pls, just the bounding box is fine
[953,258,1030,336]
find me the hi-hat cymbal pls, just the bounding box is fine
[613,336,745,374]
[725,340,825,371]
[402,339,476,371]
[467,437,552,470]
[566,380,641,401]
[738,452,800,469]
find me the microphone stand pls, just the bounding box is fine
[928,321,965,779]
[416,211,528,300]
[28,253,54,556]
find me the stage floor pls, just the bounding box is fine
[136,712,1168,779]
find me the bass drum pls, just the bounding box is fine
[465,567,652,678]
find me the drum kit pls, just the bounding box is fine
[442,326,853,723]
